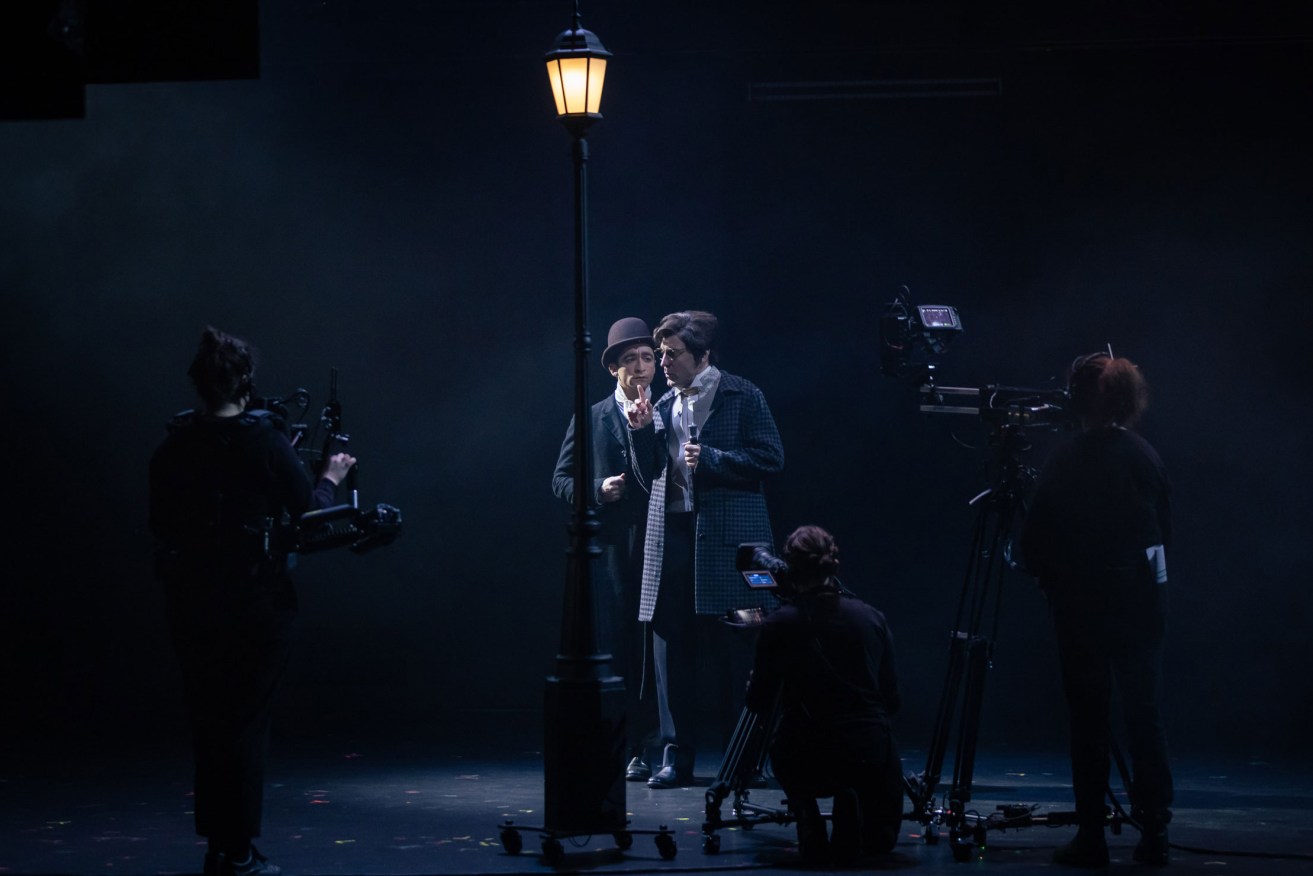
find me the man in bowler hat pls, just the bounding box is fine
[552,317,669,780]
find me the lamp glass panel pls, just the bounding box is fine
[557,56,591,114]
[546,60,567,115]
[586,58,607,114]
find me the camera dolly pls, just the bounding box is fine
[495,819,678,865]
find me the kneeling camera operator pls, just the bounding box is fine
[742,526,904,866]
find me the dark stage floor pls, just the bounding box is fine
[3,740,1311,875]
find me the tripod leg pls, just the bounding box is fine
[949,636,991,807]
[706,705,756,822]
[915,631,969,811]
[705,687,784,828]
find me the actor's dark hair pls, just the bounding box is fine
[1068,352,1150,428]
[654,310,718,365]
[782,524,841,584]
[187,326,257,410]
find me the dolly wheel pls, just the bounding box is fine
[949,828,983,862]
[542,837,565,866]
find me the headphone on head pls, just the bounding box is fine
[1067,351,1110,415]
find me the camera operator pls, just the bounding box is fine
[1019,352,1173,868]
[149,327,356,876]
[744,525,904,866]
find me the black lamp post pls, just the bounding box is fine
[541,2,626,836]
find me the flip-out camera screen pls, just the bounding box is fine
[917,305,961,329]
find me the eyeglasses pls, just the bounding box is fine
[657,347,688,362]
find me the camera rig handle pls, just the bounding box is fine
[257,370,402,559]
[294,502,402,555]
[320,367,358,505]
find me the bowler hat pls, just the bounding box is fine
[601,317,654,366]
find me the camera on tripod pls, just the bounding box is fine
[879,287,963,381]
[879,288,1076,434]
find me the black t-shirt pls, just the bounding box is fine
[1021,426,1171,580]
[746,587,900,758]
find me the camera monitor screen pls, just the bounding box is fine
[742,570,778,589]
[917,305,961,330]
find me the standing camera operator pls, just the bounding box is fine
[744,525,904,866]
[149,327,356,876]
[1020,352,1173,868]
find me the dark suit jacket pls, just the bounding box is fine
[552,396,651,545]
[552,395,658,654]
[642,370,785,615]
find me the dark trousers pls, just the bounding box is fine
[772,723,905,855]
[167,574,296,843]
[651,512,755,774]
[596,524,659,757]
[1054,610,1173,827]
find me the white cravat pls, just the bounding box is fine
[613,380,651,415]
[667,366,720,512]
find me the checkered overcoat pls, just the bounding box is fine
[638,371,784,618]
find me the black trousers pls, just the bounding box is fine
[771,722,905,855]
[167,571,296,843]
[1053,594,1173,827]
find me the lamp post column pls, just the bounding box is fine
[542,110,626,840]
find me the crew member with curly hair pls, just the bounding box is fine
[1021,352,1174,868]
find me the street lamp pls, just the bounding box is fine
[545,11,610,128]
[541,2,626,838]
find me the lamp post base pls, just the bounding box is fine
[543,672,627,835]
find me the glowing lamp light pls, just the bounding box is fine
[545,16,610,121]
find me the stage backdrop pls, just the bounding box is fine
[2,1,1309,766]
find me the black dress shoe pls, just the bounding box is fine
[647,742,691,788]
[647,764,693,788]
[625,756,651,781]
[224,845,281,876]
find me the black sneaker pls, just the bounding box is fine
[1053,828,1109,868]
[792,800,829,867]
[1133,824,1170,866]
[203,850,225,876]
[829,788,862,866]
[224,845,281,876]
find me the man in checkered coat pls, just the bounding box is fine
[627,310,785,787]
